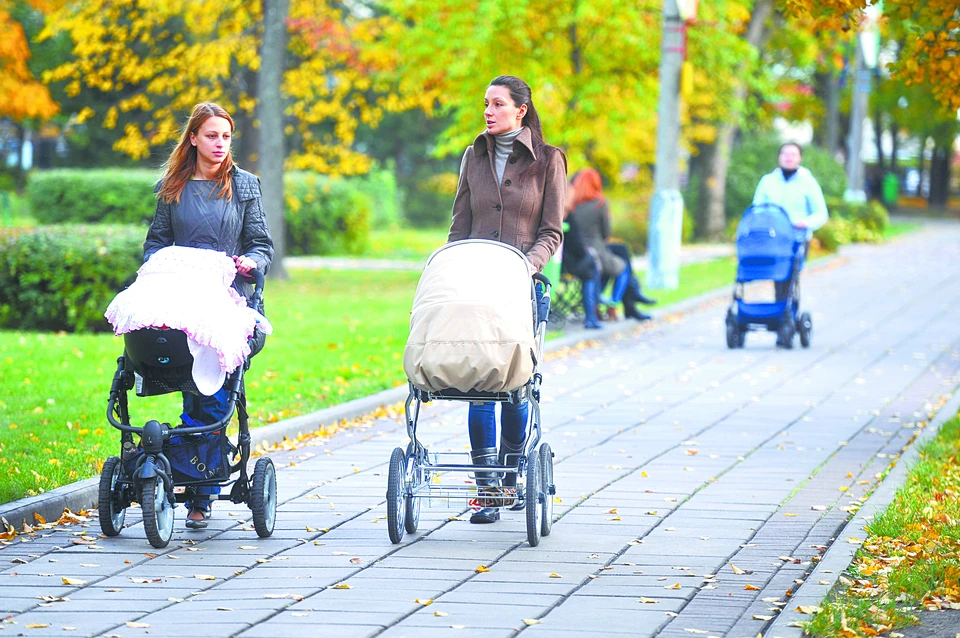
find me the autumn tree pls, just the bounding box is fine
[377,0,775,192]
[0,1,58,124]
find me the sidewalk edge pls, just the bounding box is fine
[764,384,960,637]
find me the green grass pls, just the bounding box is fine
[355,225,447,260]
[882,220,921,241]
[0,269,421,504]
[634,257,736,308]
[0,191,34,228]
[804,414,960,637]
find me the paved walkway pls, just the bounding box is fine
[4,223,960,637]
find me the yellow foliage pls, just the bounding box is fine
[38,0,399,172]
[0,0,59,121]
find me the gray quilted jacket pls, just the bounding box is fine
[143,166,274,300]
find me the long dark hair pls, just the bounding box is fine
[157,102,235,204]
[489,75,544,143]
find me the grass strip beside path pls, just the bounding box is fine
[805,414,960,637]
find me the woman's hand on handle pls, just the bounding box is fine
[233,255,257,276]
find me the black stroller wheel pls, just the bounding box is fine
[539,443,554,537]
[525,451,542,547]
[98,456,126,537]
[403,444,421,534]
[799,312,813,348]
[386,447,406,544]
[140,476,174,549]
[725,313,739,349]
[250,457,277,538]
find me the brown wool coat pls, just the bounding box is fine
[447,127,566,272]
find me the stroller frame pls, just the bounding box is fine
[387,260,556,548]
[99,270,278,548]
[726,203,813,349]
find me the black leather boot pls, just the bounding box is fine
[469,447,500,524]
[623,288,652,321]
[499,437,526,510]
[627,276,657,305]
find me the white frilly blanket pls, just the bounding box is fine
[105,246,273,395]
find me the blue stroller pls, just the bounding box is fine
[725,203,812,349]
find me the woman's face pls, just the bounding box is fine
[190,116,232,167]
[778,145,802,171]
[484,85,526,135]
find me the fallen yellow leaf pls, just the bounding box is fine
[332,583,351,589]
[25,623,51,628]
[549,573,562,578]
[194,574,216,581]
[522,619,540,626]
[795,605,822,614]
[730,563,747,575]
[125,622,150,628]
[752,615,774,621]
[745,584,761,591]
[61,577,86,586]
[475,565,490,573]
[415,598,433,606]
[434,611,448,617]
[640,597,659,603]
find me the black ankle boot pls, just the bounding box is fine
[469,447,500,524]
[499,438,526,511]
[627,277,657,305]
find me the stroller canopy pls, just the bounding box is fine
[736,203,803,282]
[404,240,536,394]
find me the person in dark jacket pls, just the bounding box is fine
[448,75,566,524]
[561,177,602,329]
[569,168,655,321]
[143,102,273,528]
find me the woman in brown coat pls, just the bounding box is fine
[448,75,566,524]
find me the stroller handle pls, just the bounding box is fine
[242,267,265,310]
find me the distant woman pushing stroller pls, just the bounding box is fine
[447,75,566,524]
[140,102,273,527]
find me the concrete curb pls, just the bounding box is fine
[765,383,960,637]
[0,252,842,529]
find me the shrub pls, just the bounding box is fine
[357,169,400,227]
[284,172,372,255]
[814,199,888,251]
[27,169,159,226]
[403,170,458,228]
[726,135,847,222]
[0,225,143,332]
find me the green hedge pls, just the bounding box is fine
[27,169,160,225]
[284,172,372,256]
[0,225,143,332]
[24,168,396,255]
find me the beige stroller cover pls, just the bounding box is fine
[404,240,537,393]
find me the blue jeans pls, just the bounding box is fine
[181,387,230,510]
[468,401,528,450]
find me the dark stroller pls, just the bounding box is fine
[99,270,277,548]
[725,203,813,349]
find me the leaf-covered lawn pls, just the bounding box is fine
[0,268,420,504]
[804,414,960,636]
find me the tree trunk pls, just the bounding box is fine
[872,108,885,174]
[928,143,950,208]
[258,0,289,279]
[693,0,772,239]
[916,136,926,197]
[695,124,735,238]
[889,121,899,174]
[235,68,260,173]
